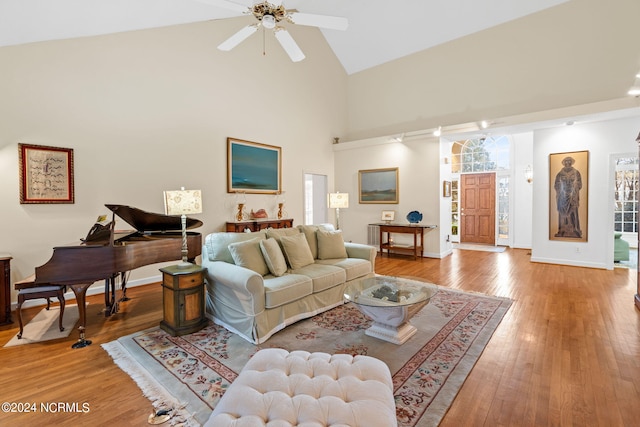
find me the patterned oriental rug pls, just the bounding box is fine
[103,287,512,426]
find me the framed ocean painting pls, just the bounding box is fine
[227,138,281,194]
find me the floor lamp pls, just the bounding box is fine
[328,192,349,230]
[163,187,203,268]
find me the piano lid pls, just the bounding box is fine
[106,204,203,233]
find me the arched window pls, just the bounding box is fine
[451,136,510,173]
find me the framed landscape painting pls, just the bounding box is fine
[19,143,75,204]
[227,138,281,194]
[549,150,588,242]
[359,167,399,204]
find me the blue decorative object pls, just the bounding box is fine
[406,211,423,223]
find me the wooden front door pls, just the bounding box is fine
[461,173,496,244]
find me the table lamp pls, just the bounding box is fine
[164,187,202,268]
[328,192,349,230]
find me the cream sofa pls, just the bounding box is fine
[202,224,376,344]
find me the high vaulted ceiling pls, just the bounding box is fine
[0,0,569,75]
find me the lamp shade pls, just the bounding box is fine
[164,189,202,216]
[328,192,349,209]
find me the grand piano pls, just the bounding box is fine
[26,204,202,348]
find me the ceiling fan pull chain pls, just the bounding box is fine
[262,26,266,56]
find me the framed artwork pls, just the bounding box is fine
[381,210,395,222]
[19,143,74,204]
[443,180,452,197]
[358,167,399,204]
[549,150,588,242]
[227,137,281,194]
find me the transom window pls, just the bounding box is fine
[451,136,510,173]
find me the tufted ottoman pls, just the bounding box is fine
[204,348,397,427]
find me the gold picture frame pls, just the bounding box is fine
[358,167,399,204]
[549,150,588,242]
[443,181,452,197]
[19,143,75,204]
[227,137,282,194]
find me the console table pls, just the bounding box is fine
[0,254,11,325]
[371,223,437,260]
[226,218,293,232]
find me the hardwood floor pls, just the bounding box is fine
[1,248,638,426]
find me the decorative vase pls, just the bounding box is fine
[236,203,245,221]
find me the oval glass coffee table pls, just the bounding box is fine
[343,276,438,345]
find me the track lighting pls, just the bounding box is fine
[433,126,442,137]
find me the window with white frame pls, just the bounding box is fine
[614,157,639,233]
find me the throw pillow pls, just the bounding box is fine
[228,238,269,276]
[280,232,315,269]
[317,229,348,259]
[265,228,300,239]
[297,225,319,259]
[259,238,288,277]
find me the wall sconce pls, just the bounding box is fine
[524,165,533,183]
[328,192,349,230]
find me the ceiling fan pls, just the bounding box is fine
[196,0,348,62]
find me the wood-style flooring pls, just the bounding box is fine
[1,248,638,426]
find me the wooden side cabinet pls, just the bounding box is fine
[226,218,294,232]
[1,254,12,325]
[159,264,208,336]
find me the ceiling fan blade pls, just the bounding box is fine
[218,25,259,51]
[287,12,348,31]
[193,0,249,14]
[274,29,305,62]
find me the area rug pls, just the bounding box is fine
[102,287,512,426]
[3,305,79,347]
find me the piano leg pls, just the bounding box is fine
[120,271,130,302]
[69,283,92,349]
[104,275,119,317]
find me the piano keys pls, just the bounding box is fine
[28,204,202,348]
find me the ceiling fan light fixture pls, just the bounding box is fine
[262,14,276,29]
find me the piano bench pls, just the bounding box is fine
[15,275,66,339]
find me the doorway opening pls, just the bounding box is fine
[450,136,511,246]
[304,173,328,225]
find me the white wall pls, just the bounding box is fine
[0,20,348,301]
[345,0,640,141]
[531,116,639,269]
[333,136,443,257]
[512,132,534,249]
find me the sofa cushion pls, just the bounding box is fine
[228,238,269,276]
[291,263,346,293]
[297,224,337,259]
[205,231,267,263]
[266,227,300,240]
[316,258,373,281]
[263,274,313,308]
[317,229,348,260]
[297,225,320,259]
[259,238,288,277]
[280,233,315,269]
